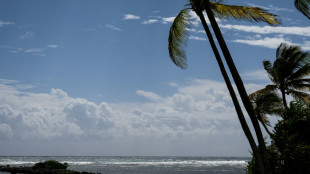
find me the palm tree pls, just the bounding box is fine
[263,43,310,108]
[295,0,310,19]
[169,7,262,171]
[200,1,279,173]
[168,0,280,173]
[249,90,283,136]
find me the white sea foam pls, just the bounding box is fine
[0,159,36,165]
[97,160,247,167]
[63,161,94,165]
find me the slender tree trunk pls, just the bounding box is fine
[281,88,288,108]
[203,1,272,173]
[194,9,265,174]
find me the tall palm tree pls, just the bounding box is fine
[200,2,279,173]
[263,43,310,108]
[168,0,280,173]
[249,90,284,136]
[169,7,263,171]
[295,0,310,19]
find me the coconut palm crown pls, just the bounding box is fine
[263,43,310,108]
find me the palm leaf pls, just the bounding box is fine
[288,63,310,81]
[289,90,310,102]
[168,9,191,69]
[263,60,278,83]
[208,1,281,25]
[295,0,310,19]
[259,115,271,127]
[249,85,277,100]
[289,82,310,91]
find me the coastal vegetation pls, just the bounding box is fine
[168,0,310,173]
[0,160,95,174]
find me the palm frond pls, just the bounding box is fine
[263,60,277,83]
[260,115,271,127]
[289,90,310,102]
[295,0,310,19]
[249,86,276,100]
[289,83,310,91]
[208,1,281,25]
[276,43,287,60]
[168,9,191,69]
[288,63,310,81]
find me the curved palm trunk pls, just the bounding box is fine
[203,1,272,173]
[194,9,265,174]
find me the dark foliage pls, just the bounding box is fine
[32,160,69,170]
[246,102,310,174]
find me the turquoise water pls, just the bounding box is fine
[0,156,249,174]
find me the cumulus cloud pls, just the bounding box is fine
[124,14,140,20]
[0,78,253,141]
[0,78,272,155]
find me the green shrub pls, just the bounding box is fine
[32,160,69,170]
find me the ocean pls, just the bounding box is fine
[0,156,250,174]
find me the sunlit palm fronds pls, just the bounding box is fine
[295,0,310,19]
[208,1,281,25]
[168,9,191,69]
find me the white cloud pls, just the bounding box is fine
[233,36,292,49]
[136,90,162,101]
[241,69,269,81]
[0,20,14,27]
[20,31,34,40]
[0,78,269,155]
[124,14,140,20]
[47,45,58,48]
[162,17,175,24]
[142,19,159,24]
[0,79,245,141]
[189,36,206,41]
[233,36,310,50]
[221,24,310,37]
[106,24,122,31]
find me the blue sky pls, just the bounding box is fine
[0,0,309,156]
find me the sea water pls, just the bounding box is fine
[0,156,250,174]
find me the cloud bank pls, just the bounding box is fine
[0,78,266,155]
